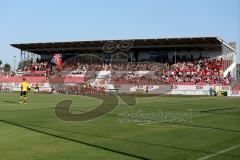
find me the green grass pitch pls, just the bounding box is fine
[0,92,239,160]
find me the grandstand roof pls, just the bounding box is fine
[11,37,235,54]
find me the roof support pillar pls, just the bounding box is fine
[20,50,23,62]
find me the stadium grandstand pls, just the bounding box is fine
[1,36,239,96]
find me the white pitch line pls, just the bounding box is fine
[137,114,211,125]
[137,122,157,125]
[218,110,240,113]
[193,111,240,118]
[197,144,240,160]
[192,113,212,118]
[0,106,54,111]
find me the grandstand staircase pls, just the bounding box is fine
[87,71,111,86]
[223,62,236,77]
[232,82,240,91]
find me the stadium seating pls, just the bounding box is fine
[106,58,230,85]
[232,83,240,91]
[0,76,47,83]
[5,57,232,86]
[50,76,88,83]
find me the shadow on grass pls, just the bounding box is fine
[0,119,239,160]
[0,119,151,160]
[2,100,19,104]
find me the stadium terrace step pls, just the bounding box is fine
[49,76,89,83]
[0,76,47,83]
[232,83,240,91]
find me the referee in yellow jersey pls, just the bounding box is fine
[19,78,29,104]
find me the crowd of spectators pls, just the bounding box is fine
[57,62,166,72]
[57,84,105,95]
[108,58,232,85]
[19,61,50,72]
[162,58,231,85]
[17,60,53,77]
[15,57,232,86]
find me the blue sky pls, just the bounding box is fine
[0,0,239,68]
